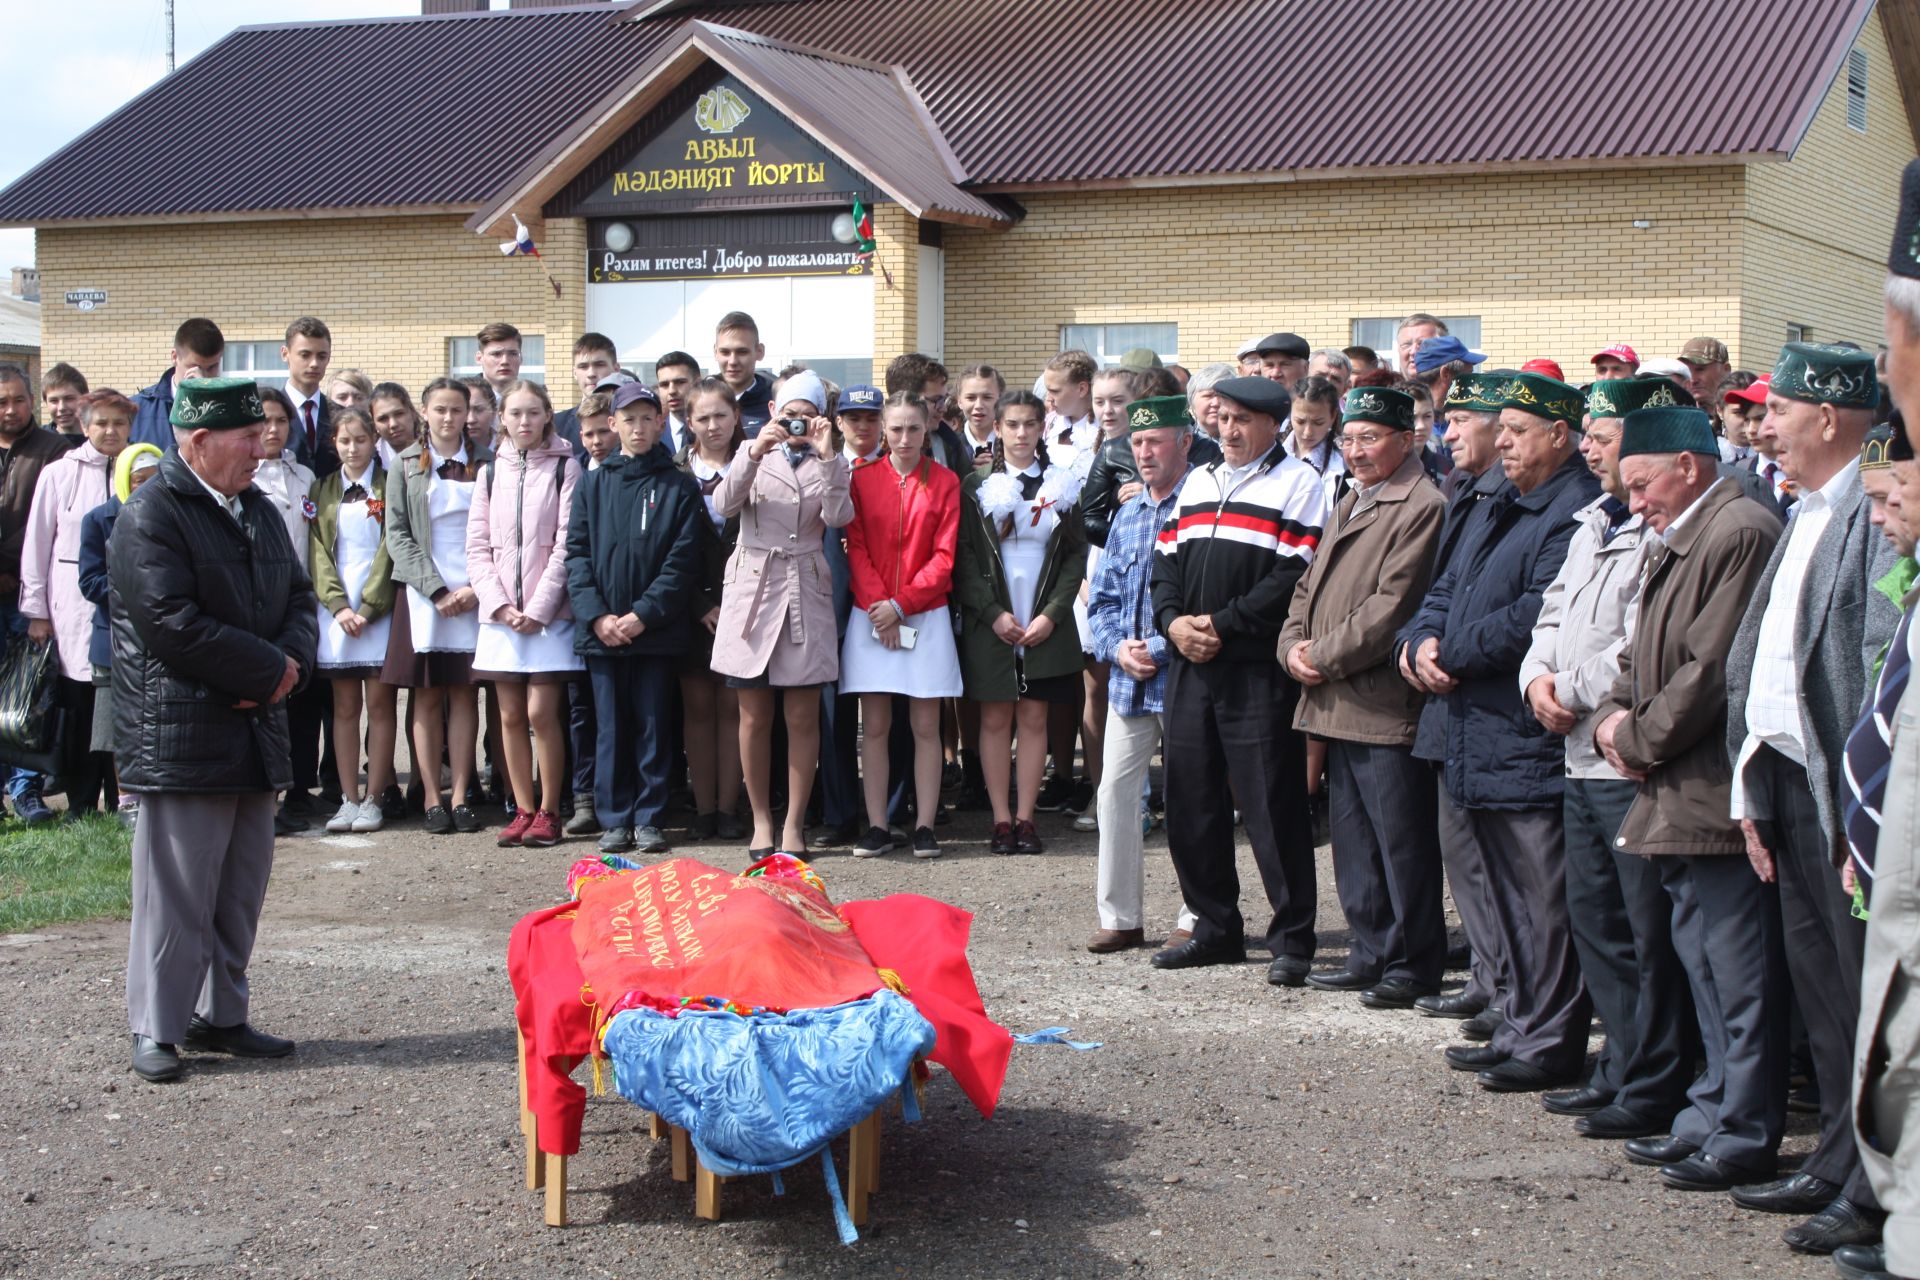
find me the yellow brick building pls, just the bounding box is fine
[6,0,1918,401]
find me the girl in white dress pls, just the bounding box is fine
[466,381,581,849]
[311,409,399,834]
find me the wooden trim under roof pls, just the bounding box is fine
[467,20,1010,238]
[1880,0,1920,151]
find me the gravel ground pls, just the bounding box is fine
[0,804,1840,1279]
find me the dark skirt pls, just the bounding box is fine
[1015,661,1079,705]
[380,597,476,689]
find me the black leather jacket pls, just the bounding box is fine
[1081,431,1223,547]
[108,451,319,793]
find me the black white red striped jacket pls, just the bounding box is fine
[1149,444,1327,663]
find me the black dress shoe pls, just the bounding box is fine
[1832,1242,1895,1279]
[1151,938,1246,970]
[1576,1105,1671,1139]
[1659,1151,1774,1192]
[1304,967,1378,992]
[182,1017,295,1058]
[1541,1085,1614,1116]
[1729,1170,1844,1215]
[1360,977,1436,1009]
[1783,1198,1884,1256]
[1445,1044,1508,1071]
[1414,991,1485,1019]
[130,1035,183,1083]
[1266,955,1311,987]
[1459,1007,1504,1042]
[1477,1059,1578,1093]
[1624,1135,1700,1167]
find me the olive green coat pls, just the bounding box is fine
[952,469,1087,701]
[308,465,396,620]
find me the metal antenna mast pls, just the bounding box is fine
[165,0,175,72]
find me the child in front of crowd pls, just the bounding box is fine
[469,380,583,849]
[311,408,399,833]
[21,388,132,816]
[384,376,489,835]
[77,442,163,829]
[566,383,705,855]
[561,390,616,836]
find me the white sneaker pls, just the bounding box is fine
[1074,809,1097,832]
[351,797,384,833]
[325,798,360,833]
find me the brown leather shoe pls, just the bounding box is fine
[1086,928,1147,953]
[1165,928,1193,948]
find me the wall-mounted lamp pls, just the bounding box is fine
[1632,219,1653,230]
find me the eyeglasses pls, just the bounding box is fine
[1338,431,1401,449]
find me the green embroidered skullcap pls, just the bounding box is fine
[1499,372,1586,425]
[1770,342,1878,409]
[1445,372,1504,413]
[1586,377,1696,421]
[169,376,266,431]
[1340,386,1415,431]
[1619,406,1719,458]
[1125,395,1192,433]
[1863,425,1896,471]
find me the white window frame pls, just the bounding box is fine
[1350,316,1483,359]
[222,340,288,388]
[448,335,546,383]
[1060,323,1179,368]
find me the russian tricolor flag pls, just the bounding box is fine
[500,215,539,258]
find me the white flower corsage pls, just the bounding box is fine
[976,471,1023,525]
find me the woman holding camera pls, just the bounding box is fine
[711,371,852,856]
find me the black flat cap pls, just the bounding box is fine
[1254,332,1311,358]
[1214,376,1294,421]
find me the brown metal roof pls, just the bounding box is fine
[0,0,1889,225]
[469,21,1010,232]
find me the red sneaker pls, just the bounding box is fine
[497,809,536,847]
[522,809,563,848]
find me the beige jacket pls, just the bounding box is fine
[1278,452,1444,747]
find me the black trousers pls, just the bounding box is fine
[54,676,112,814]
[587,655,676,832]
[286,676,332,794]
[1751,745,1877,1204]
[1473,804,1591,1072]
[1326,739,1444,984]
[818,683,862,829]
[1163,659,1315,957]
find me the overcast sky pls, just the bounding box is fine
[0,0,452,277]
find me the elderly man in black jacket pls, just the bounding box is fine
[112,378,319,1084]
[1398,372,1601,1093]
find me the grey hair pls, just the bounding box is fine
[1186,362,1234,402]
[1887,273,1920,337]
[1309,348,1352,373]
[172,424,193,450]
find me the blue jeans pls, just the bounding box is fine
[0,601,43,801]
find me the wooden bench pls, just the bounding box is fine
[516,1029,886,1229]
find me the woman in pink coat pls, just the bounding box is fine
[466,380,581,849]
[20,389,129,814]
[710,371,853,855]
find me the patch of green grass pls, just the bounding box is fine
[0,814,132,933]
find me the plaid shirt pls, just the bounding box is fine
[1087,483,1180,716]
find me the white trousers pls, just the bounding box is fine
[1094,709,1196,932]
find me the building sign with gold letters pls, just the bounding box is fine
[573,77,866,217]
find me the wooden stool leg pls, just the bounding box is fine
[518,1030,544,1191]
[669,1123,691,1182]
[846,1112,878,1227]
[647,1111,665,1141]
[694,1154,724,1221]
[543,1152,567,1227]
[864,1108,882,1193]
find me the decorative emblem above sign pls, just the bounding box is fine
[573,76,866,217]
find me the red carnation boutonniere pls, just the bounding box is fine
[366,498,385,526]
[300,496,318,522]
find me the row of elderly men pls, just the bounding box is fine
[1268,343,1906,1266]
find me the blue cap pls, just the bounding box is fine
[1413,335,1487,374]
[838,384,883,413]
[611,383,659,413]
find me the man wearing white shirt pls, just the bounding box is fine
[1725,343,1900,1230]
[654,351,700,456]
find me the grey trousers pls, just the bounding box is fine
[126,791,277,1045]
[1436,776,1503,1008]
[1326,740,1445,985]
[1471,804,1591,1071]
[1661,854,1788,1169]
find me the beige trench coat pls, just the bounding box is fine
[708,447,854,686]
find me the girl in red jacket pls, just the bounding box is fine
[840,391,962,859]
